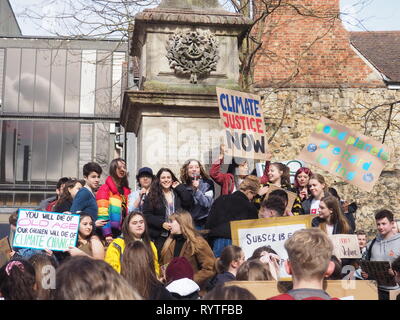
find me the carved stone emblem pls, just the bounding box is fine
[166,31,219,83]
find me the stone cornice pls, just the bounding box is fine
[120,91,220,134]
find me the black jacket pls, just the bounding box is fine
[53,199,72,213]
[143,184,194,240]
[206,272,236,292]
[205,191,258,239]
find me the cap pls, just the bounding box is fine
[136,167,154,179]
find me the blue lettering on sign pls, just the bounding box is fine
[218,93,261,116]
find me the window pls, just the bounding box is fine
[3,48,21,113]
[19,49,36,113]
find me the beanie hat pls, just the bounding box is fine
[165,257,194,282]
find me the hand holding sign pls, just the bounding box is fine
[216,88,267,160]
[13,209,79,252]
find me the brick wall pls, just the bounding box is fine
[252,0,385,88]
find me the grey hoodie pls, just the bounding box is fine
[366,232,400,291]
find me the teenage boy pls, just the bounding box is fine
[356,230,368,257]
[70,162,104,227]
[259,196,286,218]
[353,230,368,280]
[361,209,400,300]
[269,228,337,300]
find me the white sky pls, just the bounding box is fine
[8,0,400,37]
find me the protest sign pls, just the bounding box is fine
[329,234,362,259]
[216,87,266,160]
[261,185,298,214]
[13,209,79,252]
[297,117,391,192]
[360,261,397,287]
[231,215,313,280]
[227,280,378,300]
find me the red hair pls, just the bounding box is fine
[294,167,313,188]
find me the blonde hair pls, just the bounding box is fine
[162,210,201,256]
[239,175,260,194]
[284,228,333,281]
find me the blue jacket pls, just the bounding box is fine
[184,178,214,223]
[70,186,98,221]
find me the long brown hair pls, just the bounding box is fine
[180,159,210,185]
[109,158,129,190]
[28,254,58,300]
[120,241,160,300]
[217,245,243,273]
[161,210,201,257]
[319,195,352,234]
[55,179,84,210]
[147,168,179,209]
[77,214,95,247]
[54,256,141,300]
[270,163,291,189]
[121,212,151,248]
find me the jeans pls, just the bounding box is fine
[212,238,232,258]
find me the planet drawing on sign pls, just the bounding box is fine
[363,173,374,183]
[307,144,317,152]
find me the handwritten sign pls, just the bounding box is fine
[216,87,267,160]
[231,215,313,280]
[329,234,362,259]
[13,209,79,252]
[298,117,391,192]
[360,261,397,287]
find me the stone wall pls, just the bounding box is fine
[256,87,400,237]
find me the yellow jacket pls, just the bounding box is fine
[105,237,160,276]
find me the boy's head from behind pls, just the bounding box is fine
[284,228,334,282]
[259,196,286,218]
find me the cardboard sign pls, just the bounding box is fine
[216,87,267,160]
[0,236,12,266]
[230,215,313,280]
[389,289,400,300]
[297,117,391,192]
[329,234,362,259]
[261,185,298,214]
[360,261,397,287]
[227,280,378,300]
[13,209,79,252]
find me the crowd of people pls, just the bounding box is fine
[1,146,399,300]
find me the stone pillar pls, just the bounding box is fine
[121,1,252,176]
